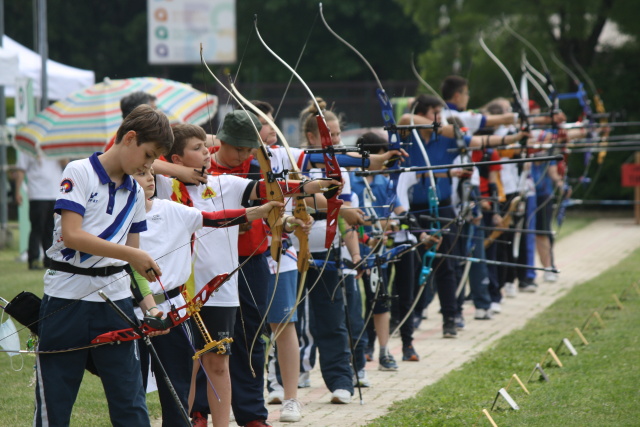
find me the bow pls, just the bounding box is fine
[318,2,404,186]
[228,81,312,353]
[91,273,232,357]
[253,15,343,250]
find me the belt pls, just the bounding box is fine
[49,260,127,277]
[152,286,183,304]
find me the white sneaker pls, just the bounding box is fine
[490,302,502,314]
[543,271,558,282]
[504,282,517,298]
[474,308,493,320]
[298,371,310,388]
[280,398,302,422]
[353,369,370,387]
[267,388,284,404]
[330,388,352,404]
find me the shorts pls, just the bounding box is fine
[266,269,299,324]
[194,306,237,355]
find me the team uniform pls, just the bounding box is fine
[35,153,150,427]
[134,197,247,427]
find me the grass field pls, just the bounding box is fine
[2,215,638,426]
[369,240,640,426]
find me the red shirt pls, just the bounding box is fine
[208,146,269,257]
[472,149,501,196]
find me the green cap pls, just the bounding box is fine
[217,110,262,148]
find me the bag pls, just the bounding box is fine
[4,291,42,335]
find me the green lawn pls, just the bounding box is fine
[4,215,637,427]
[369,238,640,426]
[0,224,162,426]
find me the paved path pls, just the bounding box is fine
[153,217,640,426]
[260,218,640,427]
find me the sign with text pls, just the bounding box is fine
[621,163,640,187]
[148,0,236,65]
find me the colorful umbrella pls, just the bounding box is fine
[15,77,218,158]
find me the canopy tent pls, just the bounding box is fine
[1,35,95,101]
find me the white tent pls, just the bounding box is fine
[1,35,95,101]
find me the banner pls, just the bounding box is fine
[15,77,35,124]
[148,0,236,65]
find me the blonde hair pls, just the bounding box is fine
[299,97,340,147]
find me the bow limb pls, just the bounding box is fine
[229,82,311,272]
[253,16,342,250]
[228,83,311,356]
[201,46,286,380]
[200,46,284,261]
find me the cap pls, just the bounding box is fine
[217,110,262,148]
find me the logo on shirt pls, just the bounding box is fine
[88,192,99,203]
[60,178,74,193]
[202,186,217,199]
[150,214,162,222]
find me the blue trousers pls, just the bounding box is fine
[35,296,149,427]
[139,318,194,427]
[303,249,353,393]
[230,253,270,424]
[344,275,367,372]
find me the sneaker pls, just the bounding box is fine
[378,353,399,371]
[245,420,271,427]
[454,315,465,330]
[490,302,502,314]
[280,398,302,423]
[402,345,420,361]
[191,412,207,427]
[331,388,352,404]
[474,308,493,320]
[504,282,517,298]
[267,388,284,404]
[519,280,538,293]
[298,371,310,388]
[353,369,370,387]
[543,271,558,282]
[443,318,457,338]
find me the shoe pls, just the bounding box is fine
[378,353,399,371]
[245,420,271,427]
[191,412,207,427]
[504,282,517,298]
[402,345,420,361]
[474,308,493,320]
[543,271,558,282]
[490,302,502,314]
[519,280,538,293]
[280,398,302,423]
[454,315,465,330]
[353,369,370,387]
[267,388,284,404]
[298,371,310,388]
[443,318,457,338]
[365,344,374,362]
[331,388,352,404]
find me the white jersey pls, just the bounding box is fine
[307,167,352,253]
[15,151,64,200]
[134,198,204,318]
[442,108,486,135]
[156,174,251,307]
[265,145,302,274]
[45,154,147,302]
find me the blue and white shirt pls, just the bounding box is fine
[45,153,147,302]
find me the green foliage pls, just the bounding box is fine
[369,245,640,426]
